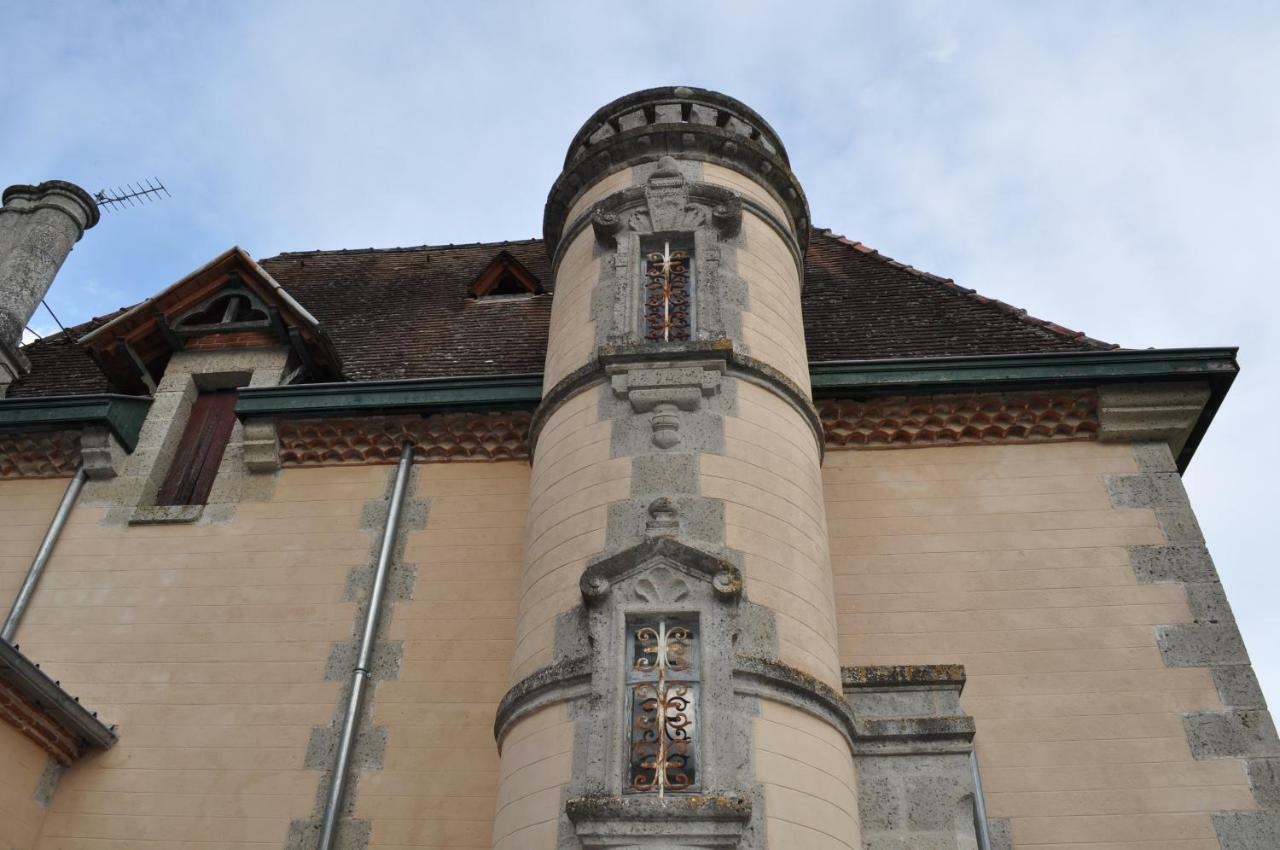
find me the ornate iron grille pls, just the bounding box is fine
[643,242,693,342]
[627,616,699,795]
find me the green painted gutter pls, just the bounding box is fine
[808,347,1238,392]
[6,350,1234,471]
[0,394,152,452]
[809,348,1239,472]
[235,373,544,418]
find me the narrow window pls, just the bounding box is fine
[643,241,693,342]
[627,615,699,795]
[155,389,238,506]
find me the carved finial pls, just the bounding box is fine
[650,405,681,449]
[645,497,679,537]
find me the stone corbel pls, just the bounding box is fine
[1098,381,1211,462]
[80,425,125,480]
[591,207,623,248]
[609,359,725,449]
[242,418,280,473]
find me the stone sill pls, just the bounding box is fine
[128,505,204,525]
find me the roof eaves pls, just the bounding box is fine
[0,638,117,755]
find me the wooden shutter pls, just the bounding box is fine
[155,390,239,506]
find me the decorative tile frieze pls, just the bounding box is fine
[0,429,80,478]
[276,410,532,467]
[820,390,1098,449]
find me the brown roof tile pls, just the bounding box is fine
[8,230,1115,398]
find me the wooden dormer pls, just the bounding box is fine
[468,250,543,299]
[78,247,342,394]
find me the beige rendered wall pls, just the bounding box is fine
[0,718,50,850]
[0,477,67,620]
[707,380,841,688]
[0,464,387,849]
[826,440,1254,849]
[755,700,861,849]
[541,226,602,392]
[356,460,529,850]
[491,702,574,850]
[511,384,629,682]
[0,477,73,849]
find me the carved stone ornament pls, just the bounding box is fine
[581,159,746,349]
[579,537,743,606]
[590,157,744,252]
[609,359,725,449]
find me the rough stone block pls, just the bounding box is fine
[1216,667,1268,709]
[1106,472,1188,509]
[1158,623,1249,667]
[304,723,387,771]
[1213,811,1280,850]
[1248,758,1280,809]
[1186,710,1280,759]
[1130,544,1218,583]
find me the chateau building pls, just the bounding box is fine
[1,87,1276,849]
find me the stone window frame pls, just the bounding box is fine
[81,347,290,526]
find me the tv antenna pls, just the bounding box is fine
[94,178,171,212]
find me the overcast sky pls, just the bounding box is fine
[4,2,1278,704]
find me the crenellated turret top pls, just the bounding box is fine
[545,86,809,252]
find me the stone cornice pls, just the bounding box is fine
[545,86,809,254]
[530,341,825,459]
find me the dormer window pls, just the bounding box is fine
[469,251,543,300]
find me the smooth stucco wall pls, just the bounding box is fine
[511,385,629,682]
[0,718,50,850]
[755,699,861,849]
[1,465,387,849]
[541,226,602,392]
[710,381,841,688]
[825,440,1254,849]
[358,460,530,850]
[491,702,574,850]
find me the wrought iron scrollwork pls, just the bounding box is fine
[628,618,698,795]
[644,243,692,342]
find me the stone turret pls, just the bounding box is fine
[0,180,99,391]
[495,87,860,849]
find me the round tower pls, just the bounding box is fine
[494,87,859,849]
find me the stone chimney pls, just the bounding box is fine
[0,180,100,392]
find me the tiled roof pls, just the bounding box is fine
[7,230,1114,398]
[261,239,553,382]
[803,229,1114,361]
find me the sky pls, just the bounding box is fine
[4,2,1279,703]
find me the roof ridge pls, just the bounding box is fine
[814,227,1117,351]
[266,236,543,260]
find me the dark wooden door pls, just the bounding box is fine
[155,389,239,506]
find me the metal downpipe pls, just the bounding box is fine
[2,466,87,642]
[318,442,414,850]
[972,750,994,850]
